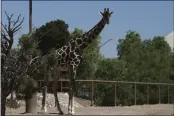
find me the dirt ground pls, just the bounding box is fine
[6,104,174,115]
[5,93,174,115]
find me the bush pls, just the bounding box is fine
[6,99,20,109]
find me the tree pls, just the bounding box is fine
[117,30,172,82]
[94,58,131,106]
[1,11,24,56]
[141,36,172,82]
[95,58,128,81]
[93,30,174,106]
[116,30,173,104]
[1,12,24,116]
[18,19,71,82]
[2,47,40,113]
[170,54,174,81]
[117,30,141,59]
[117,30,143,82]
[18,19,71,81]
[1,19,41,114]
[18,32,42,113]
[18,20,72,113]
[34,19,70,54]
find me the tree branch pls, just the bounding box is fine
[29,56,40,65]
[1,23,9,34]
[1,11,24,55]
[12,17,24,32]
[13,14,21,27]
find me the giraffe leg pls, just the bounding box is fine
[68,85,72,114]
[41,86,47,113]
[68,65,76,115]
[41,64,49,113]
[52,82,64,115]
[71,79,75,115]
[55,96,57,107]
[68,83,75,115]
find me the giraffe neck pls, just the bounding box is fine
[84,18,106,42]
[67,18,106,55]
[73,18,106,53]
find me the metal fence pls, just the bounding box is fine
[37,80,174,106]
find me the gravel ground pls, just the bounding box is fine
[6,92,174,115]
[6,92,83,108]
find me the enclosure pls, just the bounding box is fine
[37,79,174,106]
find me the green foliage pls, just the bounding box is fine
[94,83,115,106]
[117,30,141,58]
[13,32,43,99]
[94,30,174,106]
[18,32,41,57]
[170,54,174,80]
[95,58,128,81]
[117,30,172,83]
[94,58,134,106]
[34,19,70,54]
[70,28,83,38]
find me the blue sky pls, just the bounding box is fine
[2,1,174,58]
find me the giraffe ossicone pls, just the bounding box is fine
[41,8,113,115]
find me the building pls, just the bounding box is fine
[165,31,174,52]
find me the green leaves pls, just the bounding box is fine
[34,19,70,54]
[95,58,128,80]
[117,30,173,83]
[94,30,174,106]
[70,28,83,38]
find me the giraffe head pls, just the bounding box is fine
[100,8,113,24]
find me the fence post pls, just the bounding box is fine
[147,84,149,104]
[115,83,117,106]
[60,80,62,92]
[168,85,169,104]
[39,81,41,92]
[91,81,94,106]
[134,83,136,105]
[158,85,160,104]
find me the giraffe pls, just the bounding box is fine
[41,8,113,115]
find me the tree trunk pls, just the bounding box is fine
[25,92,37,113]
[25,79,38,113]
[1,96,6,116]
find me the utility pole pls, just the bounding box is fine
[25,0,37,114]
[29,0,32,33]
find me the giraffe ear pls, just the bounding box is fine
[100,12,103,15]
[110,12,113,15]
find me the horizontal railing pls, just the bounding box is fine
[37,79,174,106]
